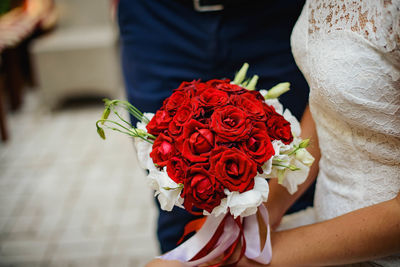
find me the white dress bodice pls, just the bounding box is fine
[290,0,400,265]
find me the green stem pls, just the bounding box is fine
[96,120,154,144]
[272,163,300,171]
[119,100,149,123]
[163,184,184,190]
[110,105,134,128]
[287,146,300,156]
[105,99,149,124]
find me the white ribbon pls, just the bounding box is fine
[159,205,272,266]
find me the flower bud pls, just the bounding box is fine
[101,108,110,124]
[233,63,249,85]
[299,138,310,148]
[288,165,301,171]
[265,82,290,99]
[97,126,106,140]
[295,148,314,166]
[246,75,259,91]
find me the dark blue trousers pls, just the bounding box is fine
[118,0,314,253]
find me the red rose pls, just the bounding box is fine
[193,82,209,96]
[210,105,251,142]
[168,120,183,136]
[262,102,278,118]
[205,79,230,87]
[210,146,257,193]
[245,90,264,101]
[190,98,206,120]
[150,134,176,167]
[215,82,246,94]
[168,104,194,136]
[266,114,293,144]
[146,109,172,136]
[163,91,189,114]
[177,120,215,162]
[183,165,224,213]
[230,93,266,121]
[198,88,229,108]
[240,122,275,166]
[174,80,210,97]
[174,80,199,97]
[166,156,188,184]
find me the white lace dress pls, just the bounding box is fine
[280,0,400,265]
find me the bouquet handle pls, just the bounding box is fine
[159,205,272,266]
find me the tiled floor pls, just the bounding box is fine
[0,90,158,266]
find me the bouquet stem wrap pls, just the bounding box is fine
[159,205,272,266]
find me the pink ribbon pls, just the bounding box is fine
[159,205,272,266]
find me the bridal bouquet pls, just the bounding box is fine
[96,64,313,266]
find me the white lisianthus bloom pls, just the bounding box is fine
[176,197,184,209]
[272,154,291,170]
[264,99,283,115]
[281,159,309,195]
[260,140,291,178]
[272,140,292,155]
[137,112,154,129]
[147,168,182,211]
[135,112,157,170]
[260,157,273,177]
[283,109,301,137]
[225,177,269,218]
[203,198,228,217]
[295,148,314,166]
[135,138,156,171]
[259,89,268,98]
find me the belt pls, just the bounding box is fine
[177,0,253,12]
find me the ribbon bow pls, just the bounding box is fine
[159,205,272,266]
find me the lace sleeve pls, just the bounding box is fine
[307,0,400,75]
[308,1,399,49]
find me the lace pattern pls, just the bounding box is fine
[308,0,400,52]
[291,1,400,265]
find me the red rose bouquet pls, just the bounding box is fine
[96,64,314,266]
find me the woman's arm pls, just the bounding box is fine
[240,192,400,266]
[267,105,321,228]
[257,105,400,265]
[268,192,400,266]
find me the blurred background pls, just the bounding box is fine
[0,0,158,266]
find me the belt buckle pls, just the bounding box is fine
[193,0,224,12]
